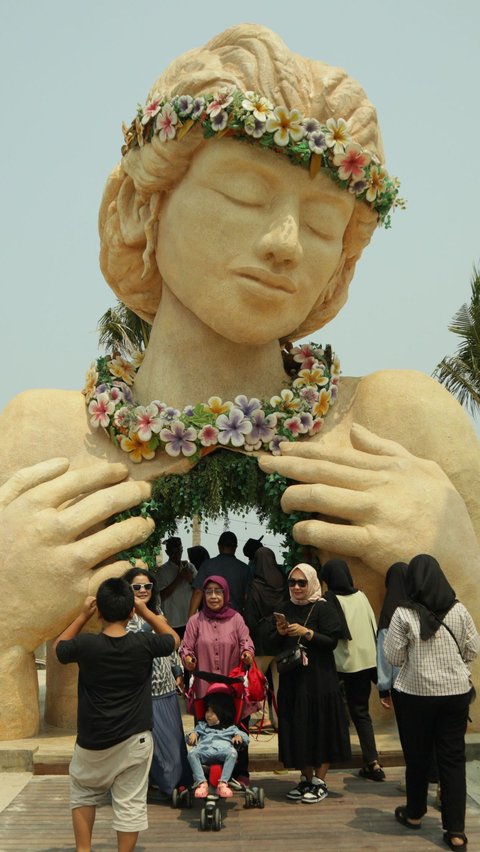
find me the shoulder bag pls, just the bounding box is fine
[275,603,316,675]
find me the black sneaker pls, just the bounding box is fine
[286,778,310,801]
[302,780,328,803]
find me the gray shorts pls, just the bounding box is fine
[69,731,153,833]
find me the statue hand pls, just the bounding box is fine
[259,422,478,575]
[0,457,154,651]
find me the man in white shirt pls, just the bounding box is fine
[154,537,196,638]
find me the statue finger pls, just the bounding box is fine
[60,480,152,538]
[0,458,70,510]
[292,517,368,557]
[281,482,374,521]
[69,515,155,569]
[259,454,379,489]
[30,462,130,508]
[87,561,134,594]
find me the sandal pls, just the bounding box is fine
[394,805,422,829]
[359,761,386,782]
[443,832,468,850]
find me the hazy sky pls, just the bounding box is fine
[2,1,479,557]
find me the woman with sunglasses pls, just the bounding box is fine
[123,566,191,797]
[270,564,350,803]
[181,576,255,786]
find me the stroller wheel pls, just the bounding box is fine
[257,787,265,809]
[200,808,207,831]
[171,788,178,809]
[185,789,193,809]
[214,807,222,831]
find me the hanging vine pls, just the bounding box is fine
[111,450,312,570]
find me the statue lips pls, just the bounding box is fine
[233,266,297,294]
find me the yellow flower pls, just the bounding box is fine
[203,396,232,416]
[312,389,331,418]
[131,350,145,369]
[108,356,136,385]
[120,433,155,463]
[270,388,301,412]
[82,363,98,403]
[293,368,327,388]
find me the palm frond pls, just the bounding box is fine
[97,302,151,356]
[434,264,480,417]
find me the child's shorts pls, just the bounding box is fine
[69,731,153,833]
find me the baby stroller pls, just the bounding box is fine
[171,670,265,831]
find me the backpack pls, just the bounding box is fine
[228,659,268,704]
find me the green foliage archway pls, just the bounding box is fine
[112,450,312,570]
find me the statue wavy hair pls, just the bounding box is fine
[99,23,383,341]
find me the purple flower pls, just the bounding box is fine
[298,412,314,432]
[183,404,195,416]
[299,387,319,405]
[191,97,206,120]
[308,131,327,154]
[303,118,321,135]
[349,179,368,195]
[163,406,180,421]
[114,381,134,404]
[176,95,193,117]
[234,395,262,417]
[216,408,253,447]
[211,109,229,132]
[96,383,106,394]
[160,421,198,457]
[269,434,284,455]
[246,410,277,444]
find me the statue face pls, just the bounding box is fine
[156,141,354,344]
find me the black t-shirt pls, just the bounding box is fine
[192,553,251,613]
[56,631,175,749]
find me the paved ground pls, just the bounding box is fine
[1,765,479,851]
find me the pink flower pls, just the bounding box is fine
[333,143,371,181]
[199,424,219,447]
[284,416,303,437]
[141,94,163,125]
[206,87,234,118]
[155,104,178,141]
[88,393,115,428]
[134,404,163,442]
[309,418,324,435]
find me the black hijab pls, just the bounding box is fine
[321,558,354,640]
[403,554,457,640]
[378,562,408,631]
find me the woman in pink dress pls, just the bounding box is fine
[181,575,255,785]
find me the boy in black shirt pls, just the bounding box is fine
[55,577,179,852]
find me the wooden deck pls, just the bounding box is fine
[0,766,478,850]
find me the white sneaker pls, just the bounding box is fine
[286,776,310,800]
[302,779,328,803]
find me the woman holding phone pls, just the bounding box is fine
[268,564,350,803]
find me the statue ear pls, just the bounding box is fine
[116,177,153,247]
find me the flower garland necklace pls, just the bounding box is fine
[83,343,340,464]
[122,87,404,228]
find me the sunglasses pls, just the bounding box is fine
[131,582,153,591]
[288,578,308,588]
[204,588,224,596]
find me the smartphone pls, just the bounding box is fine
[273,612,288,625]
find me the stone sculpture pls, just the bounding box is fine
[0,24,478,739]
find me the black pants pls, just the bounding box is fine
[341,669,378,764]
[392,689,470,832]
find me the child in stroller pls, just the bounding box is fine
[186,682,249,798]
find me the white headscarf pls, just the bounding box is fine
[288,564,323,606]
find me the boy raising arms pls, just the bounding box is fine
[54,577,179,852]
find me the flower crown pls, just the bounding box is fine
[122,87,404,228]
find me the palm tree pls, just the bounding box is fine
[434,265,480,417]
[97,301,151,356]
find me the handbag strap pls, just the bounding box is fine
[432,611,463,658]
[295,602,317,646]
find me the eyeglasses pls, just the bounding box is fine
[288,578,308,588]
[204,588,224,596]
[131,583,153,591]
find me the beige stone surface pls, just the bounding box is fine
[0,23,479,739]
